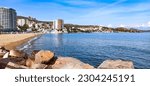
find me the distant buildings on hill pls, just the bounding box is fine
[0,7,64,32]
[0,7,17,31]
[17,16,64,32]
[17,16,37,27]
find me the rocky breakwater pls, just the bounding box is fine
[0,46,134,69]
[0,47,94,69]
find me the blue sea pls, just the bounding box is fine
[18,33,150,69]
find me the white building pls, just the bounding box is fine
[17,16,37,28]
[53,19,64,30]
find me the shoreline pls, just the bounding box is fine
[0,33,43,50]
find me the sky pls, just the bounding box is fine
[0,0,150,28]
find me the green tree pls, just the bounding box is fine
[19,24,29,31]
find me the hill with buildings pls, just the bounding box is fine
[64,24,141,33]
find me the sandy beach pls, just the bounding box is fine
[0,33,42,50]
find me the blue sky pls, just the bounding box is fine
[0,0,150,27]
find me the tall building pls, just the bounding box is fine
[53,19,64,31]
[0,7,17,31]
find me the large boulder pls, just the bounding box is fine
[51,57,94,69]
[26,58,48,69]
[26,58,35,68]
[35,50,54,64]
[9,50,27,58]
[97,60,134,69]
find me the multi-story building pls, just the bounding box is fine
[17,16,30,26]
[0,7,17,31]
[17,16,53,30]
[17,16,37,28]
[53,19,64,31]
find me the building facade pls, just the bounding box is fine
[17,16,29,26]
[0,7,17,31]
[17,16,37,28]
[53,19,64,31]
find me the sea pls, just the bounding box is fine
[17,32,150,69]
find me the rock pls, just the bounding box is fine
[31,50,40,56]
[26,58,48,69]
[0,53,6,58]
[30,64,48,69]
[26,58,34,68]
[0,58,26,69]
[9,50,27,58]
[3,52,9,58]
[5,62,28,69]
[51,57,94,69]
[35,50,54,64]
[0,46,6,50]
[0,47,9,57]
[97,60,134,69]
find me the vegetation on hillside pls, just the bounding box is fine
[64,24,141,33]
[18,24,29,31]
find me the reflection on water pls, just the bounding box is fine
[18,33,150,68]
[51,34,63,48]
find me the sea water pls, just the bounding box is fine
[18,33,150,68]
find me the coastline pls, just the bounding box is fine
[0,33,43,50]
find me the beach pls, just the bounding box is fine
[0,33,42,50]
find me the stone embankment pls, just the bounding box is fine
[0,46,134,69]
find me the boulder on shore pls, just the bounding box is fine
[35,50,54,64]
[97,59,134,69]
[26,58,35,68]
[26,58,49,69]
[51,57,94,69]
[9,50,27,58]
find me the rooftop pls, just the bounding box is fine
[0,7,16,11]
